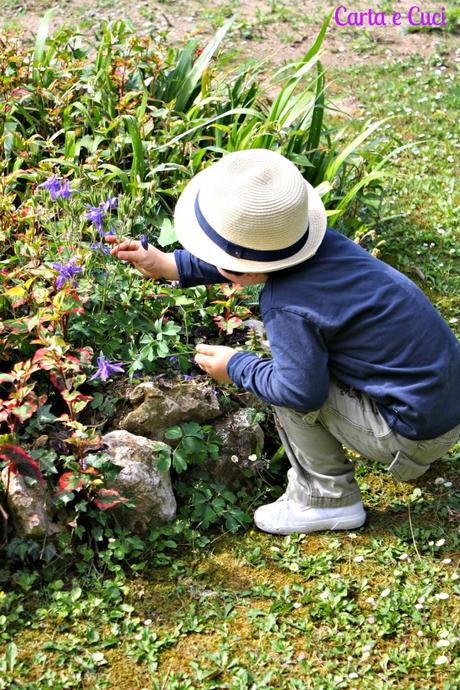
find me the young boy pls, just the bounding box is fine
[108,149,460,535]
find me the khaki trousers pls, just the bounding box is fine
[274,379,460,508]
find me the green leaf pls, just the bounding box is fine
[165,426,183,440]
[5,642,18,673]
[157,218,177,248]
[172,445,188,473]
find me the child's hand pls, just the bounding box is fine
[106,235,179,280]
[194,344,235,384]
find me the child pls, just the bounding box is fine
[108,149,460,535]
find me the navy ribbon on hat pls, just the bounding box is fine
[194,192,309,262]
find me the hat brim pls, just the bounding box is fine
[173,164,327,273]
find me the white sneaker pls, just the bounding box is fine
[254,495,366,535]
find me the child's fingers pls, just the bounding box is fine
[195,344,217,356]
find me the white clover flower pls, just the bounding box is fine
[348,533,358,539]
[436,639,450,648]
[451,573,459,581]
[417,630,424,637]
[365,596,376,605]
[348,672,359,679]
[436,538,446,547]
[398,553,409,561]
[247,454,257,462]
[143,619,152,626]
[442,558,452,565]
[415,603,423,610]
[354,555,365,563]
[270,546,280,553]
[435,592,449,600]
[367,616,376,624]
[444,481,453,488]
[417,596,426,604]
[293,602,302,609]
[439,630,449,638]
[435,655,449,665]
[380,588,391,598]
[289,562,299,573]
[230,455,239,464]
[434,477,445,485]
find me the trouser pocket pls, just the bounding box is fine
[387,450,430,482]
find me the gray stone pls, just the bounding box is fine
[206,409,265,488]
[1,467,62,539]
[119,380,221,438]
[102,430,176,533]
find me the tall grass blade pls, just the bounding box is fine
[124,115,146,183]
[32,9,56,82]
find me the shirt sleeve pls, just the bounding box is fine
[174,249,230,287]
[227,307,330,412]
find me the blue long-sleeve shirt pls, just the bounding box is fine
[174,229,460,440]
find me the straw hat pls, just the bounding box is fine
[173,148,327,273]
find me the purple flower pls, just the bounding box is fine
[51,257,83,289]
[89,242,111,254]
[38,175,61,200]
[102,196,118,212]
[97,228,113,238]
[86,205,105,231]
[140,234,148,250]
[38,175,74,200]
[56,179,73,199]
[89,355,125,382]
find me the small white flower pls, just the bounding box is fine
[451,573,459,581]
[440,630,449,639]
[334,677,344,684]
[354,555,365,563]
[367,616,376,624]
[428,540,435,546]
[348,533,358,539]
[434,477,445,485]
[365,596,376,605]
[380,588,391,598]
[362,644,373,653]
[442,558,452,565]
[143,618,152,626]
[444,481,453,488]
[91,652,106,663]
[247,454,257,462]
[435,655,449,665]
[417,630,424,637]
[319,591,329,601]
[436,538,446,547]
[415,603,423,610]
[398,553,409,561]
[435,592,449,600]
[348,672,359,679]
[289,562,299,572]
[436,639,450,648]
[417,596,426,604]
[448,318,458,325]
[293,602,302,609]
[270,546,280,553]
[230,455,239,464]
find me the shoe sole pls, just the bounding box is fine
[255,512,367,536]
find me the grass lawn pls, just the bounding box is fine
[1,3,459,689]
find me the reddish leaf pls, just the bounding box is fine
[94,488,129,510]
[57,471,84,493]
[0,444,45,485]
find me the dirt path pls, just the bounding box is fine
[2,0,457,71]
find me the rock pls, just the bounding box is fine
[102,430,176,533]
[119,380,221,438]
[1,467,62,539]
[206,409,265,488]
